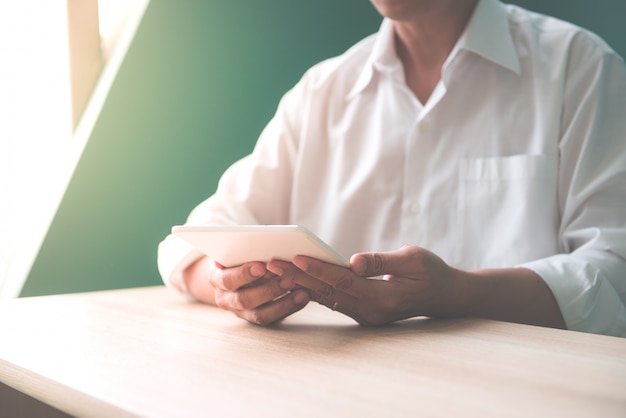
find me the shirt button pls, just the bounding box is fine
[410,202,421,213]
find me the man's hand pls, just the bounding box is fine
[267,245,461,325]
[183,257,310,325]
[266,245,566,329]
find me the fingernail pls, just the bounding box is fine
[293,290,309,305]
[292,257,309,271]
[267,264,282,276]
[250,264,264,277]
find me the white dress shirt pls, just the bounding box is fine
[158,0,626,336]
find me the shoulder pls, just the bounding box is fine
[504,4,621,62]
[291,32,378,96]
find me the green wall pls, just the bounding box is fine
[21,1,625,296]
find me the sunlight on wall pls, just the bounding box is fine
[0,3,73,299]
[99,0,142,59]
[0,0,149,299]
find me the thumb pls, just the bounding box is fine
[350,246,417,277]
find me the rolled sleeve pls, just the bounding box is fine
[157,234,203,299]
[520,42,626,337]
[521,253,626,337]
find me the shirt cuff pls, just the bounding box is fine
[519,254,626,336]
[157,234,204,300]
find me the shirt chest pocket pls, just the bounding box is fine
[456,154,559,269]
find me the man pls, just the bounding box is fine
[158,0,626,336]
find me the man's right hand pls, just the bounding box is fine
[183,256,310,325]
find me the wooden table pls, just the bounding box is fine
[0,286,625,417]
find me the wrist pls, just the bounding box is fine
[442,267,566,328]
[436,267,477,318]
[183,256,218,305]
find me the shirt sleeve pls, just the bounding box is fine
[156,74,308,295]
[519,35,626,337]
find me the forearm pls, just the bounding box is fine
[450,267,566,329]
[182,256,218,305]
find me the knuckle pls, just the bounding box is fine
[316,284,334,299]
[266,280,286,301]
[395,245,426,272]
[405,245,424,261]
[242,264,256,281]
[402,244,419,253]
[334,275,353,290]
[231,292,247,310]
[213,290,228,309]
[215,289,250,311]
[396,245,411,256]
[412,253,428,271]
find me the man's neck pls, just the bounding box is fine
[392,0,478,103]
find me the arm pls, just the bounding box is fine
[444,266,566,329]
[267,246,565,329]
[519,36,626,335]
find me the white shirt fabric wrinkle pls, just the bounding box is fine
[157,0,626,337]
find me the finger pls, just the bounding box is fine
[268,259,352,300]
[292,256,366,298]
[209,261,267,291]
[269,259,385,324]
[214,277,293,311]
[236,289,310,326]
[306,286,360,314]
[270,258,367,316]
[267,260,322,295]
[350,246,421,278]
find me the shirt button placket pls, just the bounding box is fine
[401,118,428,243]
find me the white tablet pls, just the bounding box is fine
[171,225,349,268]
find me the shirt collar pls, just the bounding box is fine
[349,0,520,99]
[348,19,397,99]
[454,0,521,75]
